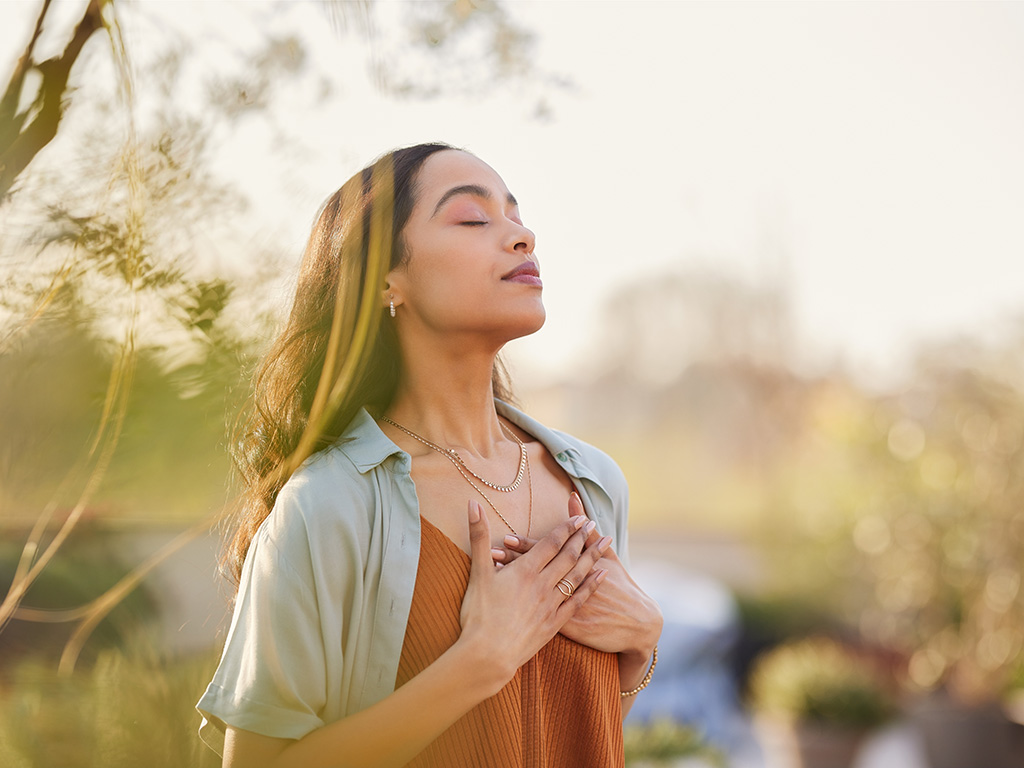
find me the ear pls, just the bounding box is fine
[383,270,405,311]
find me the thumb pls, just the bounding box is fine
[467,499,493,579]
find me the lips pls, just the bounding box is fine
[502,261,542,285]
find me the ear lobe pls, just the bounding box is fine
[383,272,405,312]
[381,286,401,318]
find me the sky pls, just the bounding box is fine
[4,0,1024,387]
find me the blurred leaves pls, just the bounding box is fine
[206,35,308,120]
[364,0,567,108]
[0,0,107,200]
[623,718,725,767]
[749,637,896,728]
[0,532,155,665]
[556,268,1024,704]
[0,644,220,768]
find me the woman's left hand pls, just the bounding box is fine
[492,493,663,665]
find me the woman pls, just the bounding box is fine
[197,143,663,768]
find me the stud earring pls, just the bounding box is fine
[389,298,396,318]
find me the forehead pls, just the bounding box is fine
[414,150,511,203]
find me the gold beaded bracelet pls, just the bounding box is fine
[620,645,658,698]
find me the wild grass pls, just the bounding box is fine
[0,644,220,768]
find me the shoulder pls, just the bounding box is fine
[496,400,629,503]
[261,407,405,545]
[255,442,386,581]
[555,430,627,490]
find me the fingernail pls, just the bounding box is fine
[491,548,505,560]
[504,535,519,547]
[596,569,608,583]
[599,536,612,552]
[468,501,480,523]
[584,520,597,535]
[572,515,585,529]
[571,491,581,504]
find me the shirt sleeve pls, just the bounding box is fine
[196,521,329,755]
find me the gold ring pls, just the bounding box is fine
[557,578,575,598]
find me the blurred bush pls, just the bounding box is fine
[749,637,896,728]
[765,338,1024,704]
[0,528,156,670]
[0,644,220,768]
[623,718,724,767]
[547,271,1024,708]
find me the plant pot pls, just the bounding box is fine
[912,692,1024,768]
[755,716,867,768]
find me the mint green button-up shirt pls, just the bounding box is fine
[197,401,630,755]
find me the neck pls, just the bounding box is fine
[385,336,509,458]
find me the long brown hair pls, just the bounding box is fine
[223,143,515,585]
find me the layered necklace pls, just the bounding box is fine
[381,416,532,537]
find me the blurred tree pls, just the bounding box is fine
[764,331,1024,705]
[0,0,108,201]
[0,0,549,668]
[544,265,1023,709]
[543,267,808,533]
[1,0,555,203]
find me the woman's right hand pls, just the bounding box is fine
[457,500,607,692]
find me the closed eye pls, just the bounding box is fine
[460,221,487,226]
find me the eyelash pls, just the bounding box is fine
[460,221,487,226]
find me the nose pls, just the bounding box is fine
[508,220,536,257]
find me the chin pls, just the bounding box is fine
[490,306,545,344]
[514,305,546,338]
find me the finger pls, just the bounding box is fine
[557,568,608,619]
[520,514,587,570]
[558,534,611,598]
[467,500,493,581]
[567,493,601,547]
[503,534,537,554]
[541,518,597,582]
[495,546,526,565]
[568,491,584,518]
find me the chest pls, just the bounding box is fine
[410,442,577,553]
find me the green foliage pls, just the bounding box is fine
[735,592,843,645]
[749,637,896,729]
[763,340,1024,701]
[1005,658,1024,694]
[623,719,725,767]
[0,307,247,520]
[0,645,220,768]
[0,532,155,666]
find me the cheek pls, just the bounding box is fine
[406,245,487,301]
[403,264,476,324]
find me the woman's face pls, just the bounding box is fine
[389,150,544,345]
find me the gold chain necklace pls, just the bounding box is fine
[381,417,527,492]
[380,416,533,537]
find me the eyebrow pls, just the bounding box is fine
[431,184,518,218]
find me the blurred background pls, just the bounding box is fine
[1,2,1023,767]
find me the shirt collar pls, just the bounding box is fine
[333,401,606,495]
[495,401,607,491]
[334,408,408,473]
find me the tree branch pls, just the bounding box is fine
[0,0,105,201]
[0,0,51,135]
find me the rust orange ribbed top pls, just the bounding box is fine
[395,516,625,768]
